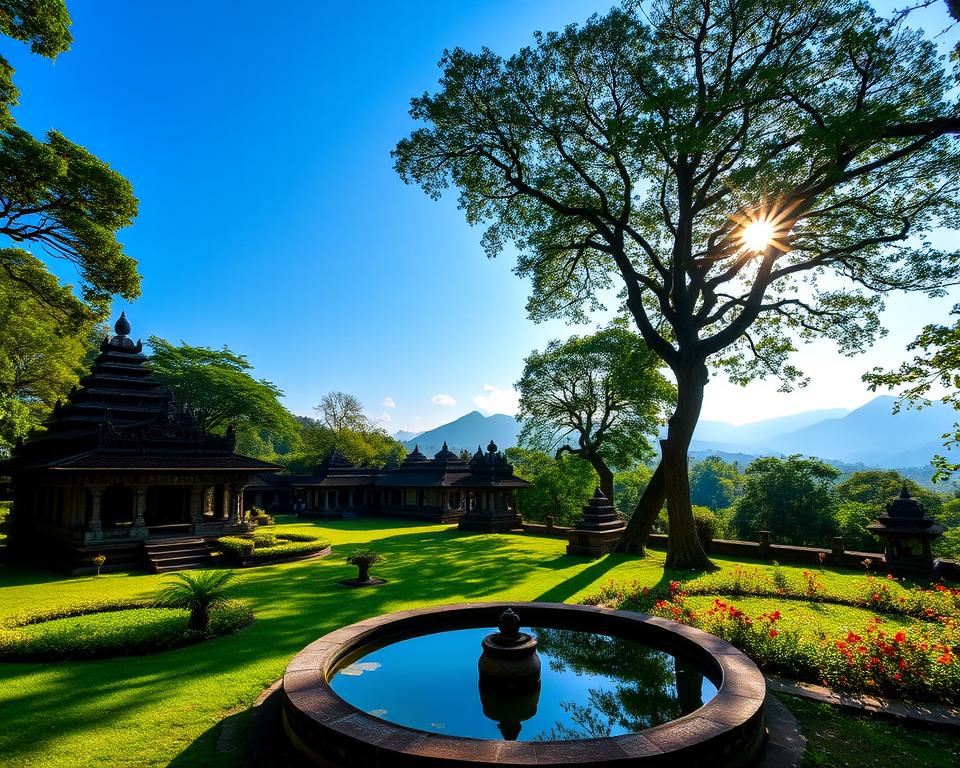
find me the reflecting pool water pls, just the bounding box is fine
[329,627,717,741]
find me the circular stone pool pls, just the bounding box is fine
[282,602,768,767]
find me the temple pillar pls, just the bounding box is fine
[230,483,244,523]
[131,486,147,537]
[221,486,231,521]
[87,487,104,541]
[190,485,204,527]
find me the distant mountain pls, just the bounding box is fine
[753,396,956,467]
[693,408,849,445]
[403,411,521,456]
[392,430,422,443]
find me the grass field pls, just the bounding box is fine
[0,517,955,767]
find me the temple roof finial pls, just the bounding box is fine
[114,312,131,336]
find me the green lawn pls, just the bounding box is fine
[0,517,953,767]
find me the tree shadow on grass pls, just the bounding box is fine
[534,555,625,602]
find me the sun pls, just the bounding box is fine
[741,220,775,253]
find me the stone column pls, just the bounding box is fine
[221,486,231,521]
[230,483,244,524]
[88,487,104,541]
[131,487,147,537]
[190,485,204,528]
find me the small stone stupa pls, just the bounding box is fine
[566,488,626,557]
[867,486,944,578]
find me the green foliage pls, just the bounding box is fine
[315,391,367,433]
[345,549,385,568]
[613,465,654,517]
[506,447,598,525]
[732,456,840,546]
[217,533,330,562]
[0,601,251,662]
[835,470,943,515]
[689,456,743,510]
[516,325,674,484]
[865,310,960,480]
[833,500,878,551]
[147,336,300,458]
[692,507,717,548]
[153,570,237,630]
[283,420,405,472]
[0,269,98,451]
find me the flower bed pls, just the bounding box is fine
[216,532,331,565]
[0,599,252,662]
[584,568,960,704]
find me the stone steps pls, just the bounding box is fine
[144,538,213,573]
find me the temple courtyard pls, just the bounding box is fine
[0,516,957,768]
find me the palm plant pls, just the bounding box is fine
[154,570,237,630]
[346,550,385,583]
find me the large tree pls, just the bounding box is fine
[394,0,960,567]
[506,447,598,525]
[148,336,300,456]
[0,1,139,322]
[516,325,674,503]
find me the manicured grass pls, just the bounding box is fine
[0,518,952,767]
[779,695,960,767]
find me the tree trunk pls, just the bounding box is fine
[612,461,665,554]
[189,604,210,631]
[661,361,713,570]
[585,454,615,507]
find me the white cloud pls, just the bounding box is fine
[432,394,457,407]
[378,412,393,424]
[382,396,396,408]
[472,384,519,416]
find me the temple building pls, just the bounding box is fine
[243,441,530,525]
[0,315,281,572]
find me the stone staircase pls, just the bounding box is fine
[143,537,214,573]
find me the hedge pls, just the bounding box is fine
[216,533,331,563]
[0,600,252,662]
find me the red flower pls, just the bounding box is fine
[894,631,906,643]
[769,629,778,638]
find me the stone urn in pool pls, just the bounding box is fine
[281,601,773,767]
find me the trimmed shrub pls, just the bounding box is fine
[693,506,717,549]
[0,600,251,662]
[251,531,278,548]
[217,536,254,558]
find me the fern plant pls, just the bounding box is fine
[154,570,237,630]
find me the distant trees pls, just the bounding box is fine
[732,457,840,547]
[689,457,743,511]
[613,466,654,520]
[148,337,301,458]
[280,394,406,472]
[506,447,597,526]
[516,326,674,504]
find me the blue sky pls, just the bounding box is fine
[6,1,959,431]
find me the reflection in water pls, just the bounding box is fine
[533,629,705,740]
[329,627,716,741]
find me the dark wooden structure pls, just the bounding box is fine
[244,441,530,525]
[565,488,626,556]
[0,314,280,572]
[867,486,945,579]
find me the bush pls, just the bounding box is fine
[217,536,254,558]
[250,537,330,560]
[251,531,278,548]
[0,600,251,662]
[693,506,717,548]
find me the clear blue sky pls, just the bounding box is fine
[6,1,959,431]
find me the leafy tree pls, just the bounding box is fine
[865,310,960,480]
[613,465,654,517]
[148,336,300,457]
[835,470,943,515]
[689,456,743,510]
[315,391,367,434]
[394,0,960,568]
[732,456,840,546]
[0,2,139,322]
[0,271,95,451]
[154,570,237,631]
[834,499,877,551]
[506,447,597,525]
[282,422,405,472]
[516,325,674,504]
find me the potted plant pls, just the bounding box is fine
[341,550,386,587]
[92,553,106,577]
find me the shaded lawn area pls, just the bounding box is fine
[779,695,960,767]
[0,517,953,768]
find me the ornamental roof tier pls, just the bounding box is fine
[0,314,281,476]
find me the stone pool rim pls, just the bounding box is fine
[282,601,767,767]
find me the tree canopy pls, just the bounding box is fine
[147,336,300,457]
[689,455,743,510]
[731,455,840,546]
[0,1,138,322]
[394,0,960,568]
[506,447,598,525]
[516,325,674,503]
